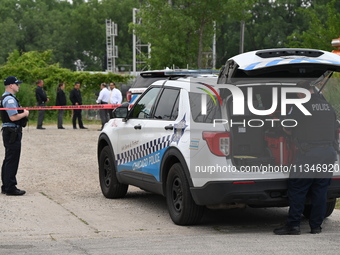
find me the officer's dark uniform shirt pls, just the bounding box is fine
[69,88,82,105]
[35,86,48,104]
[56,89,66,106]
[1,92,20,128]
[286,94,337,144]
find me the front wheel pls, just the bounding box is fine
[99,146,128,198]
[166,163,204,225]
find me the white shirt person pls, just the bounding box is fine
[96,83,110,104]
[109,82,122,104]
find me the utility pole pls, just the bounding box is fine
[212,21,216,69]
[239,20,245,54]
[132,8,151,75]
[106,19,118,73]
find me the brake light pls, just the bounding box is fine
[202,132,230,156]
[232,181,255,184]
[126,91,132,102]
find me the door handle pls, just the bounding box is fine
[165,124,174,130]
[134,124,142,130]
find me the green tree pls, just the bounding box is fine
[0,50,133,121]
[101,0,138,71]
[0,0,138,71]
[132,0,251,69]
[286,0,340,51]
[244,0,309,51]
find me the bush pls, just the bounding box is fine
[0,50,134,122]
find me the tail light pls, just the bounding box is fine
[126,91,132,102]
[202,132,230,156]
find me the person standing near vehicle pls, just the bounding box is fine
[96,83,110,130]
[69,81,87,129]
[274,80,338,235]
[109,82,122,118]
[35,80,49,129]
[56,83,66,129]
[109,82,122,105]
[1,76,29,196]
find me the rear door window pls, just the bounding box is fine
[189,92,221,123]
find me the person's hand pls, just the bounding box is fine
[23,109,29,117]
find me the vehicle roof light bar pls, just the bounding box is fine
[256,49,324,58]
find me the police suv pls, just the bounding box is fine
[98,48,340,225]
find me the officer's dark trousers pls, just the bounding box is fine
[1,128,22,193]
[72,109,84,128]
[58,109,64,128]
[287,146,336,229]
[99,102,109,129]
[37,103,45,128]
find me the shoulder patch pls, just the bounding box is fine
[7,99,15,104]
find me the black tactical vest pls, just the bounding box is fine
[0,94,28,127]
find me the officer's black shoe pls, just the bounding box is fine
[58,127,65,129]
[80,127,88,129]
[273,225,300,235]
[311,227,322,234]
[37,127,46,130]
[6,189,26,196]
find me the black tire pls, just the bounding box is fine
[166,163,204,225]
[99,146,128,198]
[303,198,336,219]
[325,199,336,218]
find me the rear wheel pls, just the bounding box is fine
[99,146,128,198]
[166,163,204,225]
[303,198,336,219]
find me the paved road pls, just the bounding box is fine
[0,125,340,254]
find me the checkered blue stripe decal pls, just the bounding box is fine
[116,135,173,165]
[243,58,340,70]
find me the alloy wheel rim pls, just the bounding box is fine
[171,176,183,213]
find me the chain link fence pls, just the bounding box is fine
[83,109,100,121]
[333,105,340,120]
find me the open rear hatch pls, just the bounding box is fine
[218,48,340,169]
[220,48,340,85]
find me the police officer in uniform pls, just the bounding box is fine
[274,80,337,235]
[69,81,87,129]
[1,76,29,196]
[35,79,49,129]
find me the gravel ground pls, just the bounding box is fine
[1,124,340,255]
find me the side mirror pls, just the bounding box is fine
[112,102,129,119]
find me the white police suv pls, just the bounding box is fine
[98,48,340,225]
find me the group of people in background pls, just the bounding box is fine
[0,76,122,196]
[96,82,122,130]
[34,81,122,130]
